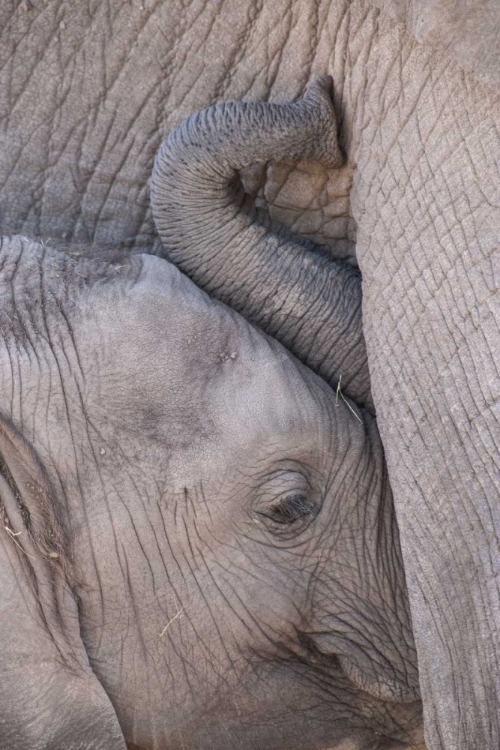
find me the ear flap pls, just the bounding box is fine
[0,413,127,750]
[0,413,67,566]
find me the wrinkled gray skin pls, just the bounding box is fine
[1,0,499,748]
[0,234,421,749]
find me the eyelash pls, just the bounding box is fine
[252,464,322,537]
[263,493,312,525]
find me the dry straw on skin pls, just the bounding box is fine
[335,375,363,423]
[160,608,184,638]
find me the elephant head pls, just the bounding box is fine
[0,234,422,748]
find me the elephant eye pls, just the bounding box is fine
[254,467,319,537]
[260,493,312,525]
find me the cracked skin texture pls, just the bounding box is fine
[0,1,499,749]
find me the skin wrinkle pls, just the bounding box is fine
[156,511,223,679]
[198,549,271,650]
[176,552,238,691]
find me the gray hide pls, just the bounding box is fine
[1,1,499,749]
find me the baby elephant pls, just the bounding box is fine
[0,81,422,749]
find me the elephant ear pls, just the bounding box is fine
[0,414,126,750]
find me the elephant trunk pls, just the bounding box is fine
[151,77,372,409]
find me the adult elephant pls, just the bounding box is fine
[0,1,499,749]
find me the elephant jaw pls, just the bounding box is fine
[308,631,421,705]
[337,654,420,705]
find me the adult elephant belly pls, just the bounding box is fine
[350,16,500,750]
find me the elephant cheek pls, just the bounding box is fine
[337,654,420,704]
[310,630,420,704]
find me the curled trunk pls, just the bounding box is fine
[151,77,372,410]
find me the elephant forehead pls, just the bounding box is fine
[0,242,332,477]
[73,254,334,469]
